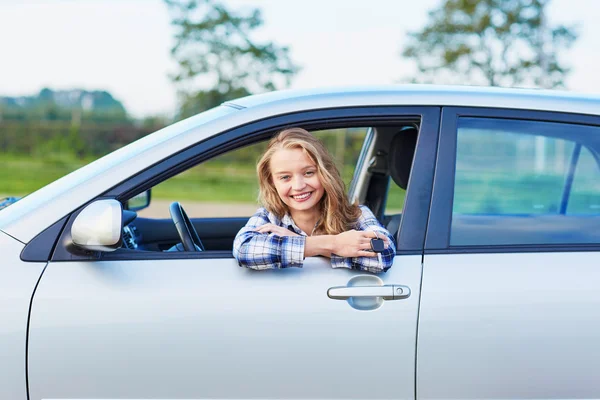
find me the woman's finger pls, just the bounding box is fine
[361,231,375,240]
[357,250,378,257]
[361,240,373,248]
[255,224,273,233]
[255,224,299,237]
[371,230,392,245]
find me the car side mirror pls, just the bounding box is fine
[71,199,123,252]
[126,189,151,211]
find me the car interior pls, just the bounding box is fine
[117,121,421,255]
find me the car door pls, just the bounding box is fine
[419,107,600,399]
[27,106,440,400]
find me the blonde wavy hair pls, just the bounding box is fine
[257,127,361,235]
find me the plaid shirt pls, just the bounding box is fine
[233,205,396,273]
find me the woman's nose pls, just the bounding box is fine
[292,175,306,190]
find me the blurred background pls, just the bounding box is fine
[0,0,596,215]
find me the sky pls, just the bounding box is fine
[1,0,599,118]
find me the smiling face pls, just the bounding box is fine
[269,147,325,217]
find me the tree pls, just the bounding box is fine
[165,0,300,117]
[402,0,577,88]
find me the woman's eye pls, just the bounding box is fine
[305,170,315,176]
[280,175,290,180]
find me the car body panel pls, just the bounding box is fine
[228,84,600,116]
[0,231,45,400]
[29,255,422,400]
[418,105,600,399]
[418,252,600,399]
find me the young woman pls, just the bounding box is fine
[233,127,396,273]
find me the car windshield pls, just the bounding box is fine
[0,197,19,210]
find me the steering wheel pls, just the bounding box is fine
[169,202,205,252]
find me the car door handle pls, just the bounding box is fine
[327,285,410,300]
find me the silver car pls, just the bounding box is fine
[2,85,600,400]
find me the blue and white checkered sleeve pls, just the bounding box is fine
[233,208,306,270]
[330,206,396,273]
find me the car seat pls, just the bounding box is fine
[385,126,418,238]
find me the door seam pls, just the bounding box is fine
[415,106,442,400]
[25,262,49,400]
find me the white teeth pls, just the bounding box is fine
[293,192,311,200]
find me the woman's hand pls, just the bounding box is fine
[254,223,299,237]
[332,229,389,258]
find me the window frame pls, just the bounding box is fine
[49,106,441,262]
[425,106,600,254]
[564,144,600,215]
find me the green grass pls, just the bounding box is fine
[0,156,261,201]
[0,154,88,195]
[152,163,260,202]
[0,156,407,217]
[386,184,406,213]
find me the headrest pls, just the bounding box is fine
[389,127,418,190]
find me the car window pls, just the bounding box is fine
[451,117,600,246]
[137,140,266,219]
[312,127,369,190]
[385,182,407,215]
[567,146,600,214]
[137,128,368,219]
[384,125,419,216]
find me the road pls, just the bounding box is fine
[137,200,259,219]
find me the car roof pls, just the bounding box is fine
[226,84,600,116]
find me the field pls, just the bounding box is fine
[0,155,407,218]
[0,154,86,195]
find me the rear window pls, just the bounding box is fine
[451,117,600,246]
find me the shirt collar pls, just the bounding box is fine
[281,213,307,236]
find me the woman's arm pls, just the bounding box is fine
[233,207,395,272]
[330,206,396,273]
[233,209,306,270]
[305,231,386,258]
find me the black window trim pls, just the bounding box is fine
[425,106,600,254]
[51,105,441,262]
